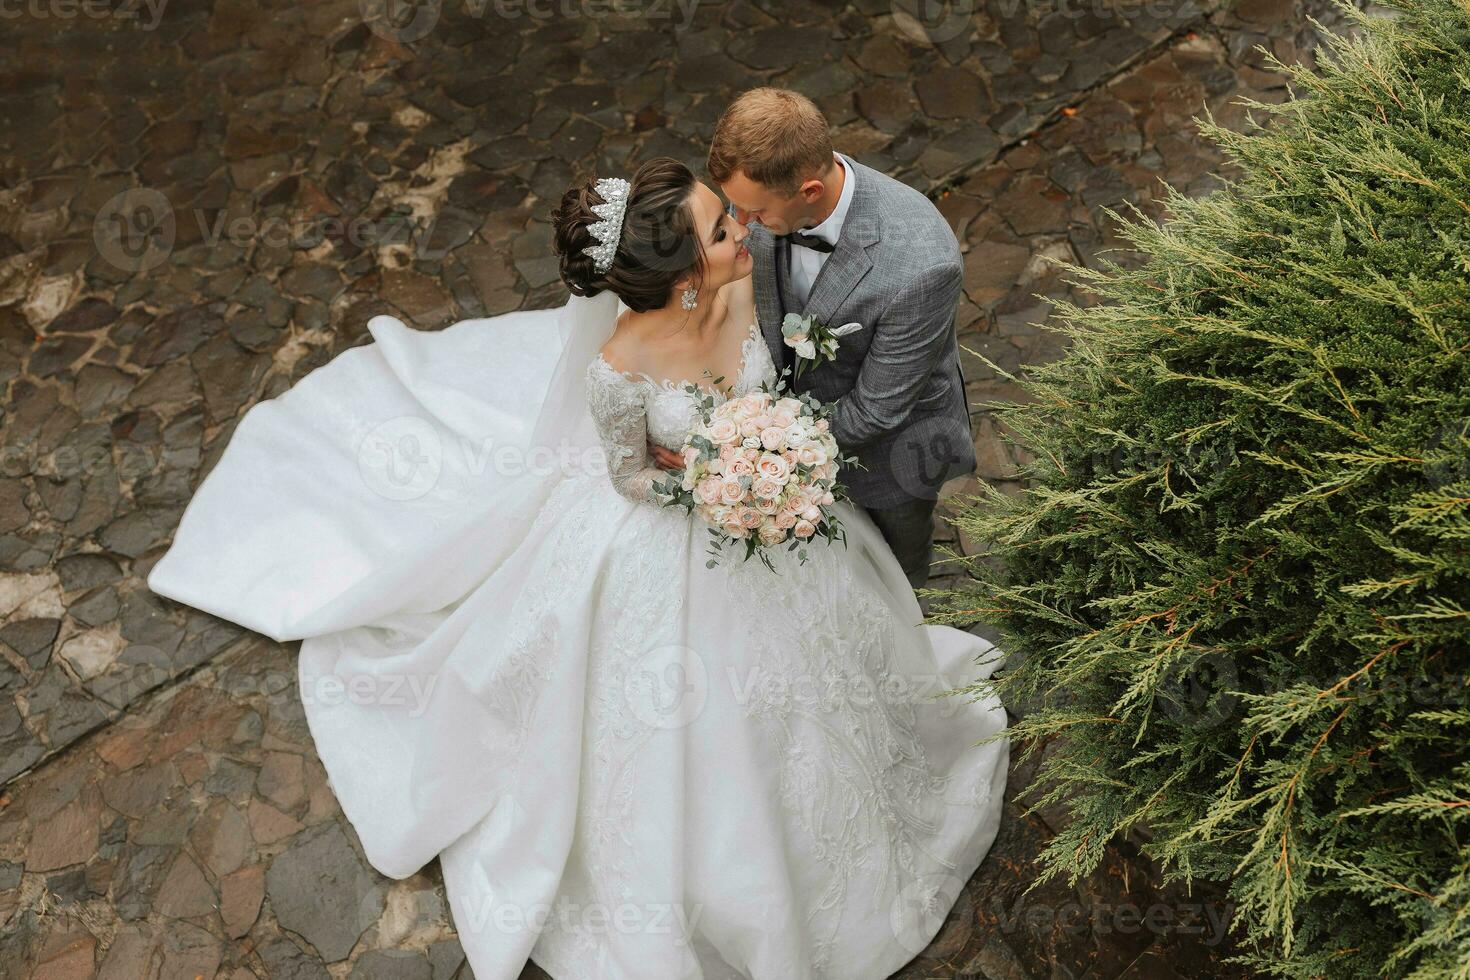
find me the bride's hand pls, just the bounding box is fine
[647,441,683,471]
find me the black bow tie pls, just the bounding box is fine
[780,231,835,253]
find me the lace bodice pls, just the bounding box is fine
[585,321,775,504]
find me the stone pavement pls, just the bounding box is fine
[0,0,1365,975]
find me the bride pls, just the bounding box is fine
[147,156,1010,980]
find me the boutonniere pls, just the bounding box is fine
[782,313,863,379]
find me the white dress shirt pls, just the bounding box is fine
[788,154,855,309]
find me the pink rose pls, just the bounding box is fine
[727,456,755,477]
[738,507,763,529]
[794,520,816,538]
[758,523,787,546]
[752,475,783,499]
[774,510,797,530]
[802,506,822,523]
[739,418,763,439]
[820,490,835,505]
[719,444,737,461]
[816,418,829,432]
[708,418,738,444]
[760,426,787,451]
[720,478,746,505]
[756,454,790,482]
[797,444,825,466]
[696,477,723,505]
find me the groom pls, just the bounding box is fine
[657,87,977,591]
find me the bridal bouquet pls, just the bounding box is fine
[654,381,859,571]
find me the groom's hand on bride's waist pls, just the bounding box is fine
[648,441,684,471]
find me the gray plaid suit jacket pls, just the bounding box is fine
[749,153,976,510]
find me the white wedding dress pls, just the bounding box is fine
[147,287,1010,980]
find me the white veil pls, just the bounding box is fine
[146,290,621,644]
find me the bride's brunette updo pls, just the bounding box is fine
[552,157,707,313]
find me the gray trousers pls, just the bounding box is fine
[861,497,938,591]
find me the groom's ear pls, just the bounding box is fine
[797,178,826,204]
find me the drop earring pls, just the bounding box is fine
[681,285,698,311]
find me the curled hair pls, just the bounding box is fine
[551,157,706,313]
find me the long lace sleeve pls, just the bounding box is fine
[584,357,674,505]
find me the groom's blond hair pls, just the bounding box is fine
[708,88,835,194]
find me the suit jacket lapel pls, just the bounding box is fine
[775,237,799,321]
[802,237,873,327]
[752,228,788,373]
[802,153,879,328]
